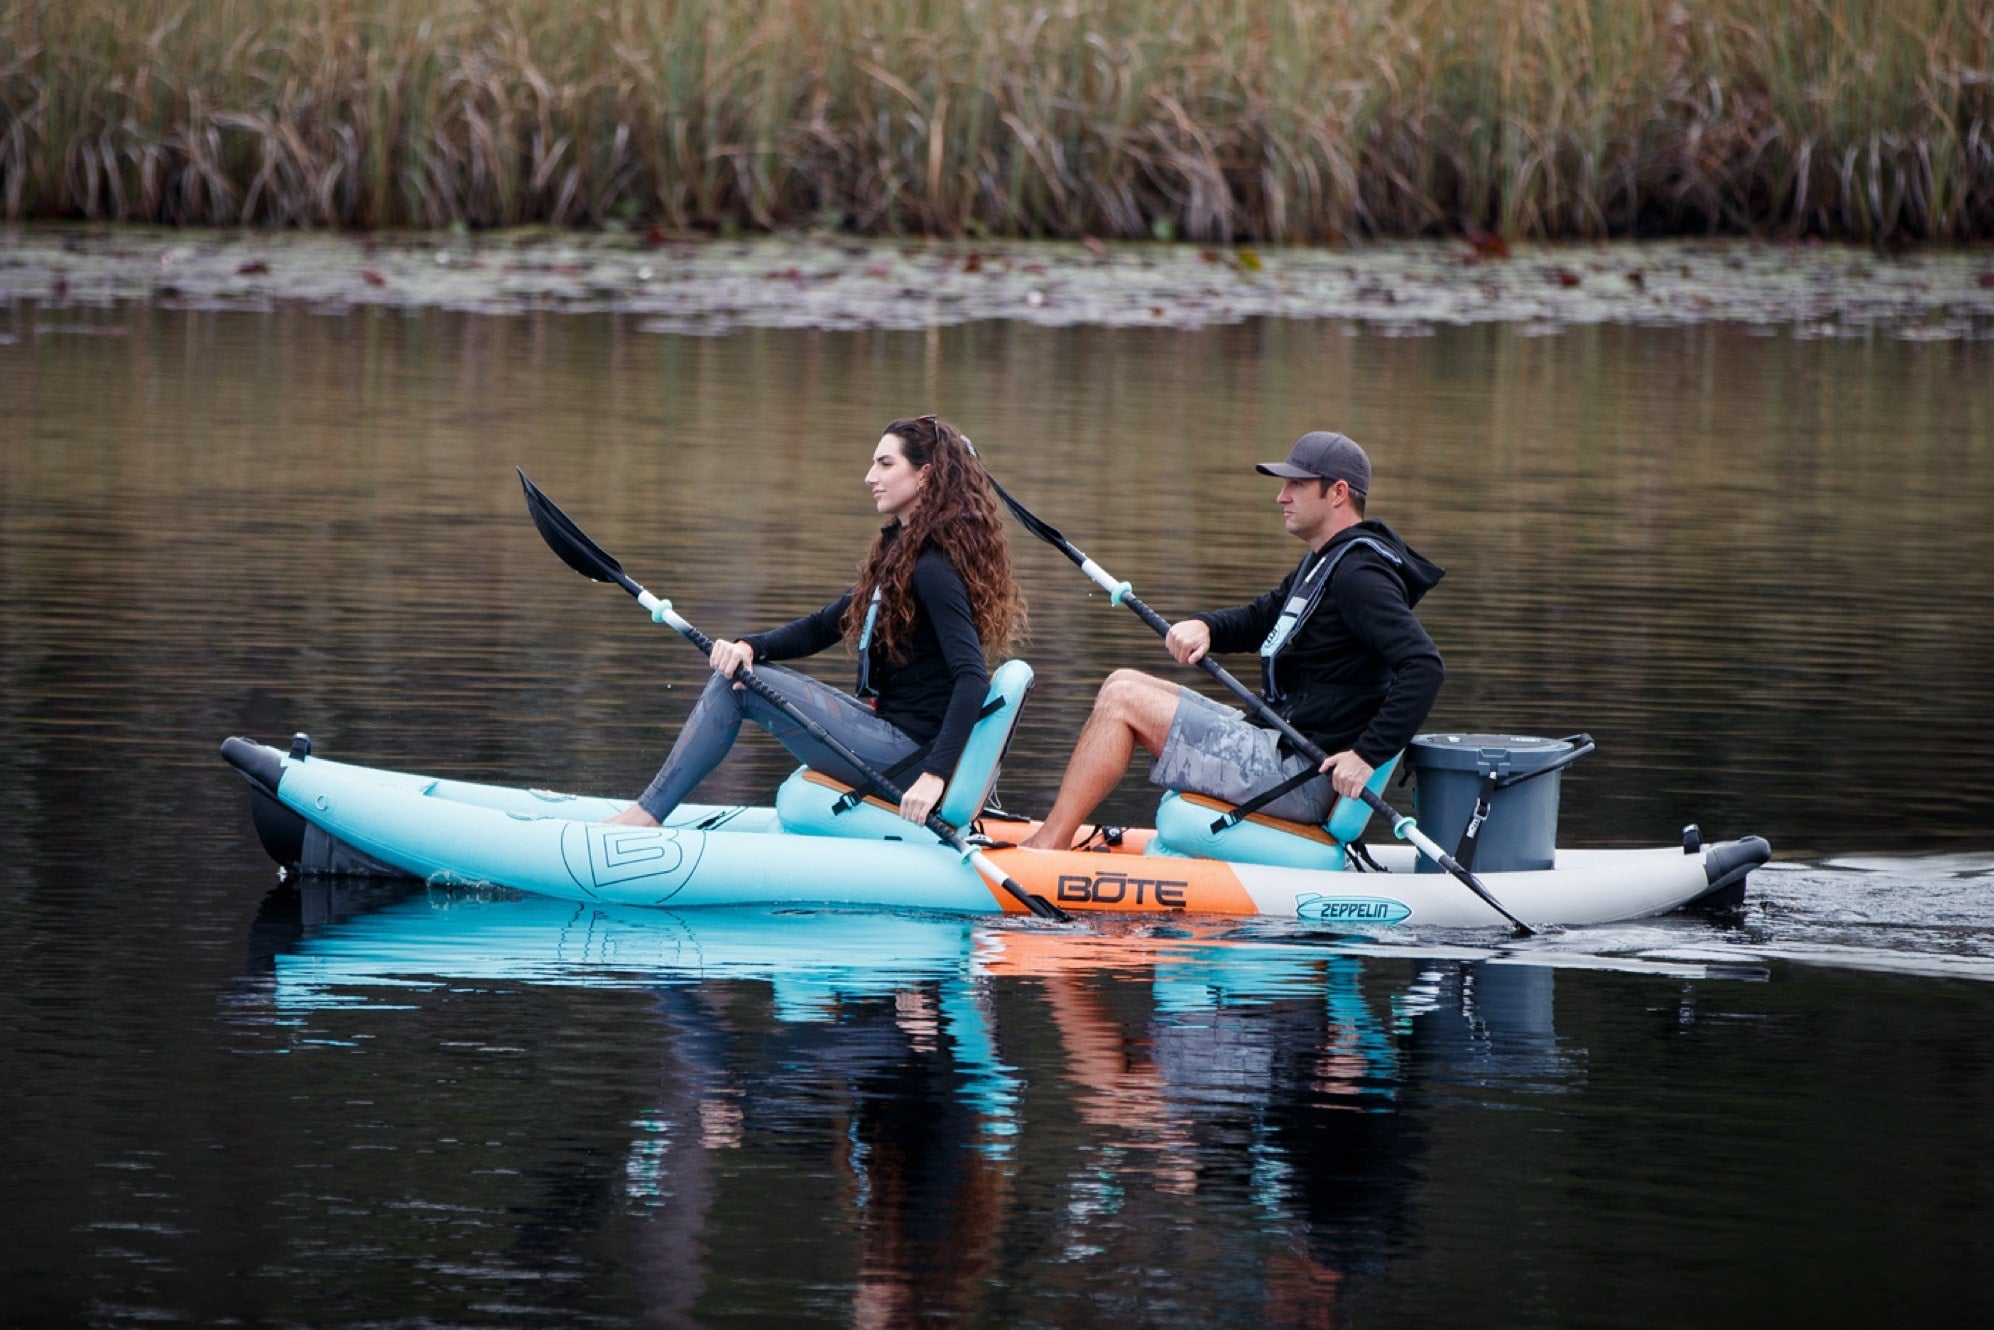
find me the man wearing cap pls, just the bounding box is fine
[1020,431,1445,850]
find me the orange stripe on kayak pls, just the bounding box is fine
[986,846,1257,914]
[792,773,1251,914]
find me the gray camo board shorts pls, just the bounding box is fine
[1147,687,1336,824]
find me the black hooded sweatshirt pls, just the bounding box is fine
[1190,520,1445,766]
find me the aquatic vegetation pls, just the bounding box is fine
[6,228,1990,337]
[1,0,1989,243]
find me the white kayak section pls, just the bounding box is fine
[1230,846,1750,929]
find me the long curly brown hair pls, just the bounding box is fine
[843,416,1027,663]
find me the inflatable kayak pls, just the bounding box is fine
[221,667,1767,930]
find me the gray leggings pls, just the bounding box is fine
[636,665,922,821]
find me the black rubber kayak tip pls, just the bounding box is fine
[220,736,307,869]
[221,736,283,795]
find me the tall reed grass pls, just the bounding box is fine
[3,0,1988,242]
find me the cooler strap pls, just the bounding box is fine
[1453,770,1501,871]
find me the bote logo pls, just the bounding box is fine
[1055,873,1188,908]
[559,822,705,902]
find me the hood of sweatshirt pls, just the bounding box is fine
[1321,519,1445,607]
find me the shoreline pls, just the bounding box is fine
[4,227,1991,338]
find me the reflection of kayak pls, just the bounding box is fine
[255,884,1751,1013]
[260,886,1345,1010]
[222,727,1769,929]
[261,885,989,1015]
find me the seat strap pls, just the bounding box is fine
[830,694,1008,815]
[1208,764,1324,833]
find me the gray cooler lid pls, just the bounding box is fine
[1408,732,1576,777]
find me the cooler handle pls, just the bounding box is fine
[1492,733,1594,790]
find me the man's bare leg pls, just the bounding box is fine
[1021,670,1182,850]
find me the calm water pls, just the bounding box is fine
[4,295,1994,1327]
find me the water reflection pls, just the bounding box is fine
[242,885,1735,1324]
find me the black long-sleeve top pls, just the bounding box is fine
[1190,520,1446,766]
[742,546,990,779]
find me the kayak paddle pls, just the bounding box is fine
[517,468,1070,923]
[983,472,1538,937]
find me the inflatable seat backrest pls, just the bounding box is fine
[772,661,1034,841]
[1324,751,1402,843]
[935,659,1035,827]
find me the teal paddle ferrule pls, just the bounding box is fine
[1109,581,1133,606]
[1391,814,1415,840]
[957,841,976,863]
[651,597,673,624]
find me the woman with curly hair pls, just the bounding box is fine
[606,415,1026,828]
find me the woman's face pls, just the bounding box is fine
[866,433,927,522]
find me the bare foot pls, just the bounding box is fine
[602,803,661,827]
[1018,828,1069,851]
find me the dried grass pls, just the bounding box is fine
[1,0,1987,242]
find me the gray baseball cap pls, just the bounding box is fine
[1255,431,1371,495]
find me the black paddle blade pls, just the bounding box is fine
[998,872,1070,921]
[518,468,628,587]
[987,476,1072,550]
[1027,894,1070,922]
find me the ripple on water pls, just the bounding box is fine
[1665,856,1994,981]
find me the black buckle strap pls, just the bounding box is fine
[1208,764,1324,833]
[1072,823,1126,851]
[1453,770,1500,871]
[831,743,931,814]
[830,694,1009,815]
[832,744,929,813]
[1449,734,1594,866]
[1347,839,1387,873]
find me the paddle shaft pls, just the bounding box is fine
[517,473,1065,921]
[992,479,1537,936]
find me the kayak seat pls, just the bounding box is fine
[936,659,1035,828]
[1150,752,1402,870]
[775,660,1035,838]
[1326,751,1401,844]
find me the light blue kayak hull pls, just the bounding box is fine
[221,738,1772,928]
[267,750,1009,913]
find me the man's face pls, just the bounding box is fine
[1277,476,1342,544]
